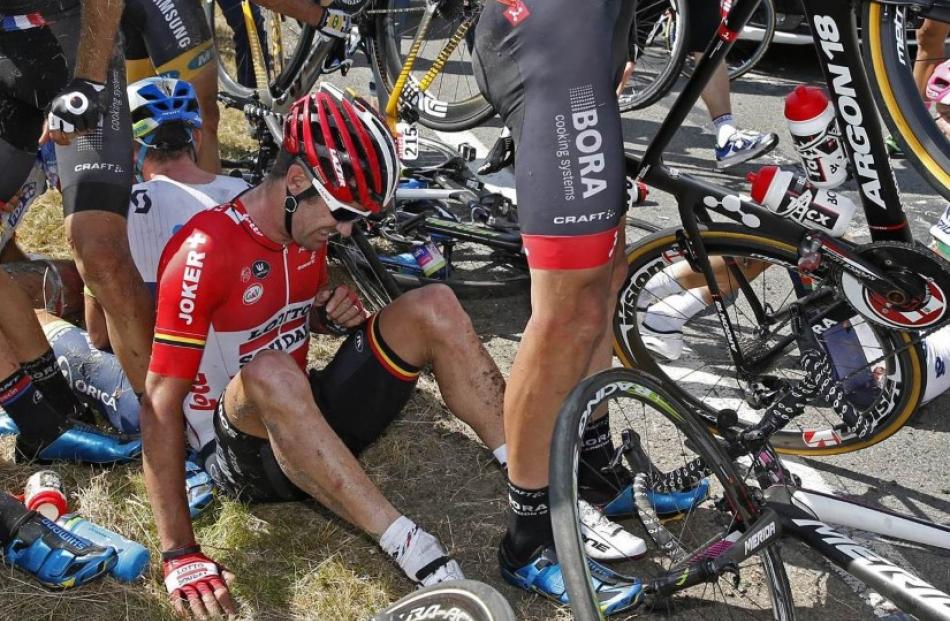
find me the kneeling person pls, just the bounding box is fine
[141,85,507,617]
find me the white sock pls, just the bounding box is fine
[642,270,687,307]
[643,291,708,333]
[380,516,464,586]
[713,113,737,147]
[492,444,508,469]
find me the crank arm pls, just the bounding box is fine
[806,233,913,298]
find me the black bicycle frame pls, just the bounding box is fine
[635,0,912,242]
[767,491,950,621]
[625,0,919,373]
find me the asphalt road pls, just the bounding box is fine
[332,43,950,619]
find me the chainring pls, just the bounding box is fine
[837,241,950,331]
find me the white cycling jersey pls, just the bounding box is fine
[127,174,249,288]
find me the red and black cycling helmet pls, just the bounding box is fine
[282,83,400,221]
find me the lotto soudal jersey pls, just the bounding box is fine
[127,174,249,289]
[149,198,328,451]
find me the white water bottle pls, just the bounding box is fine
[747,165,856,237]
[784,85,848,189]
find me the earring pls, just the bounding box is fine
[284,193,299,213]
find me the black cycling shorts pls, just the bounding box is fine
[122,0,215,84]
[207,313,421,503]
[687,0,723,53]
[473,0,635,270]
[0,3,132,216]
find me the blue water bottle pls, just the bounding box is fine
[56,514,150,582]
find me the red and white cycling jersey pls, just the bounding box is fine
[149,198,327,451]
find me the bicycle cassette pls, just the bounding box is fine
[837,241,950,331]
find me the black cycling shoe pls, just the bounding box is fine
[478,134,515,175]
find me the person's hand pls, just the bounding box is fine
[317,0,368,38]
[316,284,369,332]
[163,547,237,619]
[44,78,106,145]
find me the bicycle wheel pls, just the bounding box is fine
[205,0,316,99]
[681,0,776,80]
[550,368,795,620]
[863,3,950,199]
[618,0,690,112]
[328,224,401,313]
[369,0,495,131]
[369,579,516,621]
[613,225,926,456]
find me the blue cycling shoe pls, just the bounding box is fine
[4,511,117,588]
[185,450,214,518]
[0,414,142,465]
[499,542,643,615]
[603,478,710,519]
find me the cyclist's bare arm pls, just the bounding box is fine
[76,0,125,83]
[141,373,198,551]
[253,0,325,25]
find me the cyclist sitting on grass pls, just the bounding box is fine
[139,85,510,618]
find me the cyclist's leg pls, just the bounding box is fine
[213,349,463,585]
[348,286,506,453]
[49,16,154,393]
[218,350,399,530]
[473,0,643,609]
[36,311,141,434]
[913,18,950,97]
[689,0,777,167]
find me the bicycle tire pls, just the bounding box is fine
[613,225,926,456]
[328,225,400,313]
[681,0,776,81]
[550,367,795,621]
[618,0,690,112]
[863,3,950,200]
[205,0,317,99]
[369,0,495,131]
[368,579,516,621]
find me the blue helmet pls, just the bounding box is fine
[127,77,202,147]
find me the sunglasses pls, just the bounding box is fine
[295,157,370,223]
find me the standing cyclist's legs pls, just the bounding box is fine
[473,0,644,610]
[48,16,154,392]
